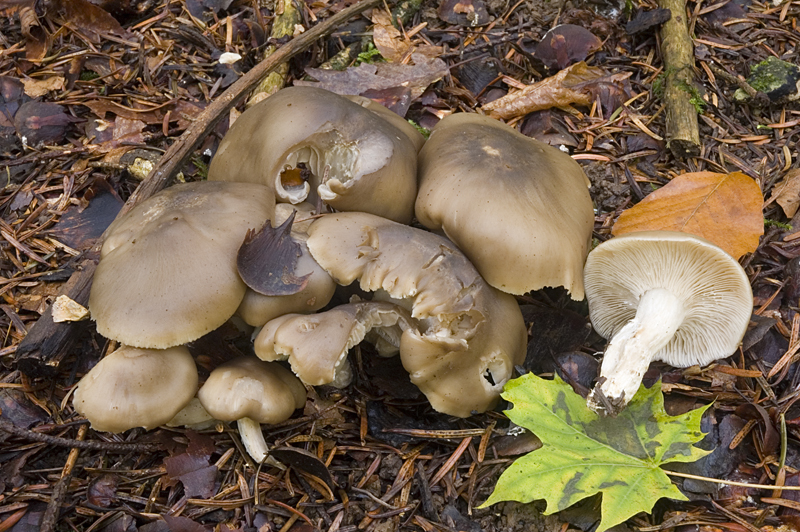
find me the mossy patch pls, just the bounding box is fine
[734,56,800,104]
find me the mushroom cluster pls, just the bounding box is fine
[73,85,750,461]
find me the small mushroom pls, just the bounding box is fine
[197,357,306,464]
[207,86,423,223]
[166,397,216,430]
[237,203,336,327]
[306,212,527,417]
[253,300,415,388]
[416,113,594,298]
[73,345,198,433]
[89,181,275,348]
[584,231,753,415]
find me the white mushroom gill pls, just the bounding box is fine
[586,287,686,413]
[584,231,753,417]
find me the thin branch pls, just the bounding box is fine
[0,418,163,452]
[665,469,800,490]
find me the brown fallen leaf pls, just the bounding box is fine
[296,54,448,98]
[437,0,490,26]
[86,474,118,507]
[612,171,763,258]
[21,76,64,98]
[237,213,310,296]
[48,179,123,251]
[163,430,218,499]
[20,3,49,61]
[372,9,410,63]
[481,62,631,120]
[48,0,132,42]
[14,101,78,146]
[766,168,800,218]
[535,24,602,70]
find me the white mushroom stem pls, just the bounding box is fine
[237,417,284,468]
[588,288,685,415]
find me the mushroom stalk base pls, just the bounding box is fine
[237,417,284,468]
[588,288,685,416]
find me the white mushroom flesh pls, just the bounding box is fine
[584,231,753,415]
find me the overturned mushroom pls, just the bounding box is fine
[89,181,275,348]
[416,113,594,298]
[208,86,423,223]
[197,357,306,464]
[73,345,198,433]
[254,300,415,388]
[584,231,752,415]
[306,212,527,417]
[237,203,336,327]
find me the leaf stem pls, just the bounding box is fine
[664,469,800,490]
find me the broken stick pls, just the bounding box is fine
[658,0,701,158]
[15,0,383,378]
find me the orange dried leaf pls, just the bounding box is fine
[612,171,763,258]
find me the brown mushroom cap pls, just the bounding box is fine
[306,212,527,417]
[89,181,275,348]
[416,113,594,298]
[197,357,306,424]
[342,95,426,152]
[73,345,198,433]
[253,300,415,387]
[584,231,753,414]
[207,86,422,223]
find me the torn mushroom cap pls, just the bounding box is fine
[73,345,198,433]
[416,112,594,298]
[306,212,527,417]
[254,300,415,388]
[342,95,426,152]
[584,231,753,415]
[207,86,423,224]
[197,356,306,463]
[90,181,275,348]
[238,203,336,327]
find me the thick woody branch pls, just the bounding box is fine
[658,0,701,158]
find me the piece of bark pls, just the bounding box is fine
[14,0,383,378]
[658,0,700,158]
[15,256,97,378]
[625,8,671,34]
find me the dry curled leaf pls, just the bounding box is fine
[296,54,448,98]
[482,62,631,120]
[371,10,410,62]
[49,0,131,42]
[612,171,763,258]
[766,168,800,218]
[21,76,64,98]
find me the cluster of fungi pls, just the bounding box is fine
[73,86,754,464]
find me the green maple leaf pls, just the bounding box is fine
[481,374,711,532]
